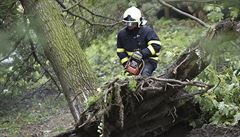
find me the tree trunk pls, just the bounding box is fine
[164,7,170,18]
[20,0,97,122]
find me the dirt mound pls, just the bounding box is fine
[187,124,240,137]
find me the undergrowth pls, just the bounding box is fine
[86,18,240,126]
[0,93,68,136]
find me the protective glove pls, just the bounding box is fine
[132,51,143,60]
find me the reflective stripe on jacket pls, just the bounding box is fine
[117,26,161,65]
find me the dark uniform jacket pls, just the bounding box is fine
[117,25,161,67]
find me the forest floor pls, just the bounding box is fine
[18,107,74,137]
[160,122,240,137]
[0,89,74,137]
[1,89,240,137]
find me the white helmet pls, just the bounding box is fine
[123,6,142,27]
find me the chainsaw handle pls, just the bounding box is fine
[139,59,145,75]
[124,57,131,69]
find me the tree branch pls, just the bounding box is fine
[0,52,33,93]
[56,0,120,27]
[29,38,62,93]
[61,0,81,12]
[157,0,210,28]
[62,1,116,21]
[20,78,50,101]
[149,77,211,88]
[0,1,16,8]
[0,33,26,62]
[171,86,212,101]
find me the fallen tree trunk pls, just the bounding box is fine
[55,20,240,137]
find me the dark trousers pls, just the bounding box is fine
[141,59,157,76]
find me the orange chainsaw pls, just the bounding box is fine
[125,51,145,75]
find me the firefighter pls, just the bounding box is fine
[117,6,161,76]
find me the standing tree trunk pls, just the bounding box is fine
[20,0,97,122]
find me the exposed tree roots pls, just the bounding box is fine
[55,20,240,137]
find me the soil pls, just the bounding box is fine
[160,123,240,137]
[17,110,240,137]
[158,122,192,137]
[19,108,74,137]
[7,89,239,137]
[187,124,240,137]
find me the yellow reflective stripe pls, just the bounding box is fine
[148,40,161,45]
[147,45,156,55]
[121,57,128,64]
[150,57,159,61]
[126,51,133,56]
[117,48,125,52]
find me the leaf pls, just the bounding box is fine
[128,78,137,91]
[229,7,239,19]
[203,4,215,12]
[233,113,240,125]
[207,11,224,22]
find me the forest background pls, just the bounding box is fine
[0,0,239,136]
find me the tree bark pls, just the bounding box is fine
[20,0,97,122]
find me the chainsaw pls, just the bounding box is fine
[125,51,145,75]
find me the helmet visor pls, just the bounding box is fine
[125,22,138,27]
[123,15,137,23]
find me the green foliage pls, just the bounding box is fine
[128,78,137,91]
[1,1,240,134]
[0,0,53,99]
[0,30,13,56]
[85,33,125,84]
[203,1,240,22]
[84,91,103,108]
[229,7,240,19]
[195,66,240,125]
[0,18,25,58]
[86,16,240,126]
[195,36,240,125]
[141,2,159,23]
[154,18,205,72]
[204,4,224,22]
[0,0,20,19]
[0,44,51,98]
[0,94,68,136]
